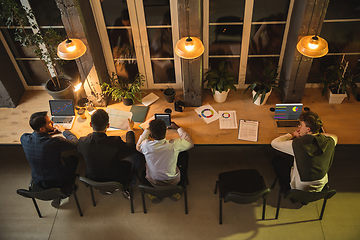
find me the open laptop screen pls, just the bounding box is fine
[274,103,303,120]
[49,100,75,116]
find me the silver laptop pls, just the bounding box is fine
[49,100,76,129]
[275,103,302,134]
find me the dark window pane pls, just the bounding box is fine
[321,22,360,53]
[114,61,139,82]
[248,24,285,55]
[308,55,360,83]
[107,29,136,59]
[143,0,170,26]
[209,25,242,56]
[148,28,173,58]
[4,29,36,58]
[209,0,245,23]
[29,0,62,26]
[56,60,79,81]
[101,1,129,27]
[208,58,240,81]
[252,0,289,22]
[17,60,49,86]
[325,0,360,20]
[152,60,175,84]
[245,57,279,84]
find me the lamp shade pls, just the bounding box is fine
[175,37,204,59]
[296,35,328,58]
[57,38,87,60]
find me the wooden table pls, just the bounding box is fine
[0,88,359,144]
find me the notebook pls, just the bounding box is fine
[130,105,149,123]
[274,103,303,134]
[49,100,76,130]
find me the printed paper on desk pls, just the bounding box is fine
[194,104,220,124]
[141,92,159,106]
[238,119,259,142]
[139,116,155,130]
[219,111,238,129]
[106,108,133,130]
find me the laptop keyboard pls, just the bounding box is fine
[276,120,300,128]
[52,116,73,123]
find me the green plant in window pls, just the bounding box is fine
[101,72,146,102]
[0,0,66,90]
[203,60,237,94]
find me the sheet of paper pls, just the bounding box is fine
[219,111,238,129]
[194,104,220,124]
[141,92,159,106]
[106,108,133,130]
[238,119,259,142]
[139,116,155,130]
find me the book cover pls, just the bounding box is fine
[130,105,149,123]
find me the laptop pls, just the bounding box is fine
[49,100,76,129]
[274,103,303,134]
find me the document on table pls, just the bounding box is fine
[194,104,220,124]
[238,119,259,142]
[106,108,133,130]
[141,92,159,106]
[219,111,238,129]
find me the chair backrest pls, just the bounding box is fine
[79,176,125,193]
[224,188,271,204]
[17,188,68,201]
[138,184,184,199]
[284,189,337,203]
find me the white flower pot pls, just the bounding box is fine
[327,89,346,104]
[252,88,272,106]
[212,89,230,103]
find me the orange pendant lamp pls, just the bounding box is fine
[174,0,204,59]
[57,38,86,60]
[296,35,328,58]
[175,37,204,59]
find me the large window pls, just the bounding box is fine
[307,0,360,83]
[204,0,292,88]
[0,0,78,89]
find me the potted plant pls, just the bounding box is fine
[163,86,175,103]
[320,57,359,104]
[244,62,281,105]
[0,0,73,100]
[102,72,146,106]
[204,61,237,103]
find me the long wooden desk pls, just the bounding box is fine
[0,88,359,144]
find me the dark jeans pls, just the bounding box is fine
[120,151,144,186]
[177,151,189,187]
[271,155,292,193]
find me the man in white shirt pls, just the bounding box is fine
[136,119,194,203]
[271,111,337,193]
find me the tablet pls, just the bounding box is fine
[155,113,171,127]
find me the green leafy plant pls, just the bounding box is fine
[244,62,281,104]
[0,0,67,90]
[163,86,175,96]
[204,61,237,94]
[102,72,146,102]
[320,58,359,100]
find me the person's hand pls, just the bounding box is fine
[168,121,180,130]
[128,118,134,131]
[291,128,301,139]
[48,128,59,135]
[55,124,66,133]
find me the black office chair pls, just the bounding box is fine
[272,177,337,220]
[79,176,135,213]
[214,169,271,224]
[138,172,188,214]
[17,179,83,218]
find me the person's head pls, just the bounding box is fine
[91,109,109,132]
[298,111,323,135]
[149,119,167,140]
[121,9,130,26]
[29,111,54,133]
